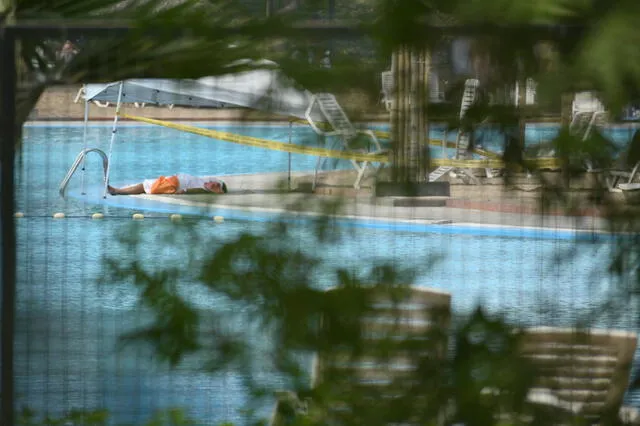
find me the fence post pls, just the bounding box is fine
[288,120,292,191]
[0,26,17,426]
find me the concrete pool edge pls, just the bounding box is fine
[64,183,614,242]
[136,194,609,241]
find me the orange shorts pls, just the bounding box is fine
[149,175,180,194]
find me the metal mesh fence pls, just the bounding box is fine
[3,14,640,426]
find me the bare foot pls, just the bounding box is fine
[107,185,119,195]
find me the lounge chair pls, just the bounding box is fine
[571,91,608,141]
[380,70,394,112]
[525,78,537,105]
[617,180,640,204]
[606,161,640,194]
[519,326,638,423]
[269,285,452,426]
[429,78,482,184]
[569,92,640,190]
[513,78,537,106]
[602,129,640,195]
[380,69,444,113]
[305,93,387,190]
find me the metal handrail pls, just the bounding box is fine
[59,148,109,198]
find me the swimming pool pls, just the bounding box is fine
[15,121,640,425]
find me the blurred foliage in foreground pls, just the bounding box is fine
[6,0,640,424]
[90,193,638,425]
[17,406,201,426]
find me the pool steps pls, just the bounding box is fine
[59,148,109,199]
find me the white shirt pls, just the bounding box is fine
[175,173,216,192]
[142,174,223,194]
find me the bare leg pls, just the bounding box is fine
[108,183,145,195]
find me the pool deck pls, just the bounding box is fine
[142,170,614,233]
[35,87,635,233]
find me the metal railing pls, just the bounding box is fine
[58,148,109,198]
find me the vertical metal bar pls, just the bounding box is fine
[390,49,399,182]
[442,126,447,158]
[102,81,124,198]
[80,97,89,195]
[0,29,17,426]
[409,49,417,180]
[312,134,324,191]
[288,120,292,191]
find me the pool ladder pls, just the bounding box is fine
[59,148,109,198]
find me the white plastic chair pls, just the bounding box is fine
[380,70,394,112]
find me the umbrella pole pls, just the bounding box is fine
[288,120,292,191]
[103,81,124,199]
[80,95,89,195]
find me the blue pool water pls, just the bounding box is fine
[15,121,640,425]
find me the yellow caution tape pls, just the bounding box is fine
[124,114,389,163]
[291,118,503,160]
[124,114,561,169]
[373,129,503,160]
[430,158,560,168]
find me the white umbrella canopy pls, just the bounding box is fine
[83,60,322,120]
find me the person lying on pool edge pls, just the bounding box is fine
[107,173,228,195]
